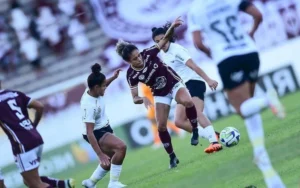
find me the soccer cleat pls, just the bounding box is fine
[190,128,199,146]
[66,178,75,188]
[204,143,223,154]
[108,181,127,188]
[169,156,180,169]
[215,131,220,140]
[267,89,286,119]
[82,179,96,188]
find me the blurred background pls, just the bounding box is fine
[0,0,300,187]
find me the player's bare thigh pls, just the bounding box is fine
[155,103,171,131]
[226,81,252,116]
[98,133,127,159]
[21,168,48,188]
[174,87,194,107]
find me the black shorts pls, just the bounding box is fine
[83,126,114,143]
[185,80,206,101]
[218,52,260,90]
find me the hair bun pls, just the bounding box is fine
[91,63,101,74]
[151,27,157,32]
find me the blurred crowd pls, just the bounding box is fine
[0,0,91,74]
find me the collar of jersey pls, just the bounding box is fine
[131,60,145,71]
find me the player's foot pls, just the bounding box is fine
[204,143,223,154]
[82,179,96,188]
[169,153,179,169]
[215,131,220,140]
[66,178,75,188]
[191,128,199,146]
[267,89,285,119]
[108,181,127,188]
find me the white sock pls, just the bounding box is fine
[110,164,122,183]
[244,113,285,188]
[240,97,269,117]
[197,124,208,139]
[90,164,108,183]
[204,125,218,143]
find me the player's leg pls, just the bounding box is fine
[21,168,50,188]
[99,133,127,188]
[40,176,75,188]
[219,54,285,188]
[191,96,222,153]
[154,96,179,169]
[173,84,199,146]
[148,107,162,148]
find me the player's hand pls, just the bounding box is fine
[207,79,218,91]
[171,16,183,28]
[113,69,122,78]
[142,97,153,109]
[98,153,110,166]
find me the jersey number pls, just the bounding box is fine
[7,99,25,120]
[210,15,243,43]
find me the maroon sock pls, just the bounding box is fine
[41,176,65,188]
[185,105,198,129]
[158,130,174,155]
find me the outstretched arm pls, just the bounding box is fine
[106,69,121,87]
[192,31,211,58]
[131,87,152,109]
[157,17,183,50]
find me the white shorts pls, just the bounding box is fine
[0,169,3,180]
[154,82,186,106]
[14,145,43,173]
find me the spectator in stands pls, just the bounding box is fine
[9,4,30,42]
[19,32,41,71]
[58,0,76,17]
[67,16,90,55]
[36,6,64,56]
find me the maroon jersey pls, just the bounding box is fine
[0,90,43,155]
[126,45,181,96]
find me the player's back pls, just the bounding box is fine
[188,0,257,63]
[0,89,43,155]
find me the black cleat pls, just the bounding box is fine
[191,128,199,146]
[169,156,179,169]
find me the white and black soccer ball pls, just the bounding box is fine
[220,127,240,147]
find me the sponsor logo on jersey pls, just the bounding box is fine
[132,72,139,79]
[175,54,184,62]
[142,67,148,73]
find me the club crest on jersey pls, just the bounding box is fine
[139,75,145,80]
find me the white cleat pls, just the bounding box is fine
[108,181,127,188]
[82,179,96,188]
[267,89,286,119]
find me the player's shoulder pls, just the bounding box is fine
[170,43,189,54]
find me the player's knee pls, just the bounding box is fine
[116,142,127,153]
[182,99,194,108]
[157,124,167,132]
[174,119,184,128]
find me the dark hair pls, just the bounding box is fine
[87,63,106,89]
[115,39,138,61]
[151,22,176,42]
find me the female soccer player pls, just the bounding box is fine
[0,81,74,188]
[0,169,4,188]
[151,24,222,153]
[116,17,200,169]
[80,63,127,188]
[188,0,285,187]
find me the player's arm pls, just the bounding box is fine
[186,59,218,90]
[106,69,122,87]
[191,32,211,58]
[28,100,44,127]
[157,17,183,50]
[131,87,152,109]
[239,1,263,38]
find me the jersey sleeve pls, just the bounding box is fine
[143,44,160,58]
[175,45,192,64]
[17,91,32,107]
[126,70,139,89]
[187,7,204,32]
[81,105,96,123]
[238,0,253,11]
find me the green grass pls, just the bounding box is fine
[63,92,300,188]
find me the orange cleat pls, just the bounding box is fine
[204,143,223,154]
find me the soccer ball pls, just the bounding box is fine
[220,127,240,147]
